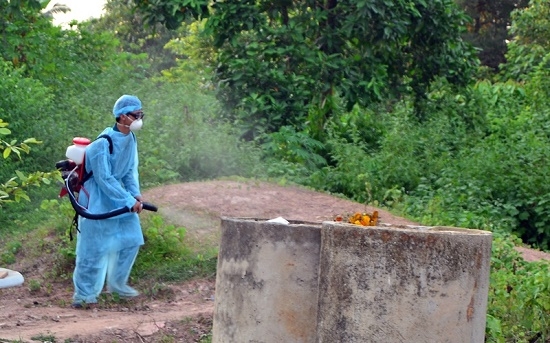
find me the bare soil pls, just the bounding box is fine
[1,179,549,342]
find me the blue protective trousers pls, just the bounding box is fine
[73,245,140,304]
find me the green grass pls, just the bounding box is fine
[0,186,60,240]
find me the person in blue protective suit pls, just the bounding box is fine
[72,94,146,309]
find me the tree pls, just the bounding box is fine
[456,0,529,71]
[499,0,550,81]
[41,2,70,19]
[88,0,184,73]
[0,0,50,68]
[133,0,478,138]
[0,0,114,81]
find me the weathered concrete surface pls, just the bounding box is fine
[317,223,492,343]
[212,217,322,343]
[212,218,492,343]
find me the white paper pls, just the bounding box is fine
[267,217,289,225]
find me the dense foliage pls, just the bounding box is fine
[0,0,549,342]
[134,0,479,138]
[86,0,182,73]
[488,233,550,341]
[499,0,550,81]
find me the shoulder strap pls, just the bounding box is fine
[80,135,114,184]
[97,134,114,154]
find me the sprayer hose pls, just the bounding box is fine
[65,170,158,219]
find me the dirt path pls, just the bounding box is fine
[145,180,418,226]
[1,180,548,342]
[0,280,214,342]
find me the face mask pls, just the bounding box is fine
[127,118,143,132]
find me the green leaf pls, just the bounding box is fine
[0,128,11,135]
[3,147,11,159]
[12,147,21,158]
[14,191,30,202]
[23,138,41,144]
[519,211,530,221]
[15,170,27,181]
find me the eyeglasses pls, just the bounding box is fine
[127,111,145,120]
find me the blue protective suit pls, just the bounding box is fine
[72,125,144,304]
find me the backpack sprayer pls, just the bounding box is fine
[56,137,157,223]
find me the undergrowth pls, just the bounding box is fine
[487,232,550,343]
[2,197,218,301]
